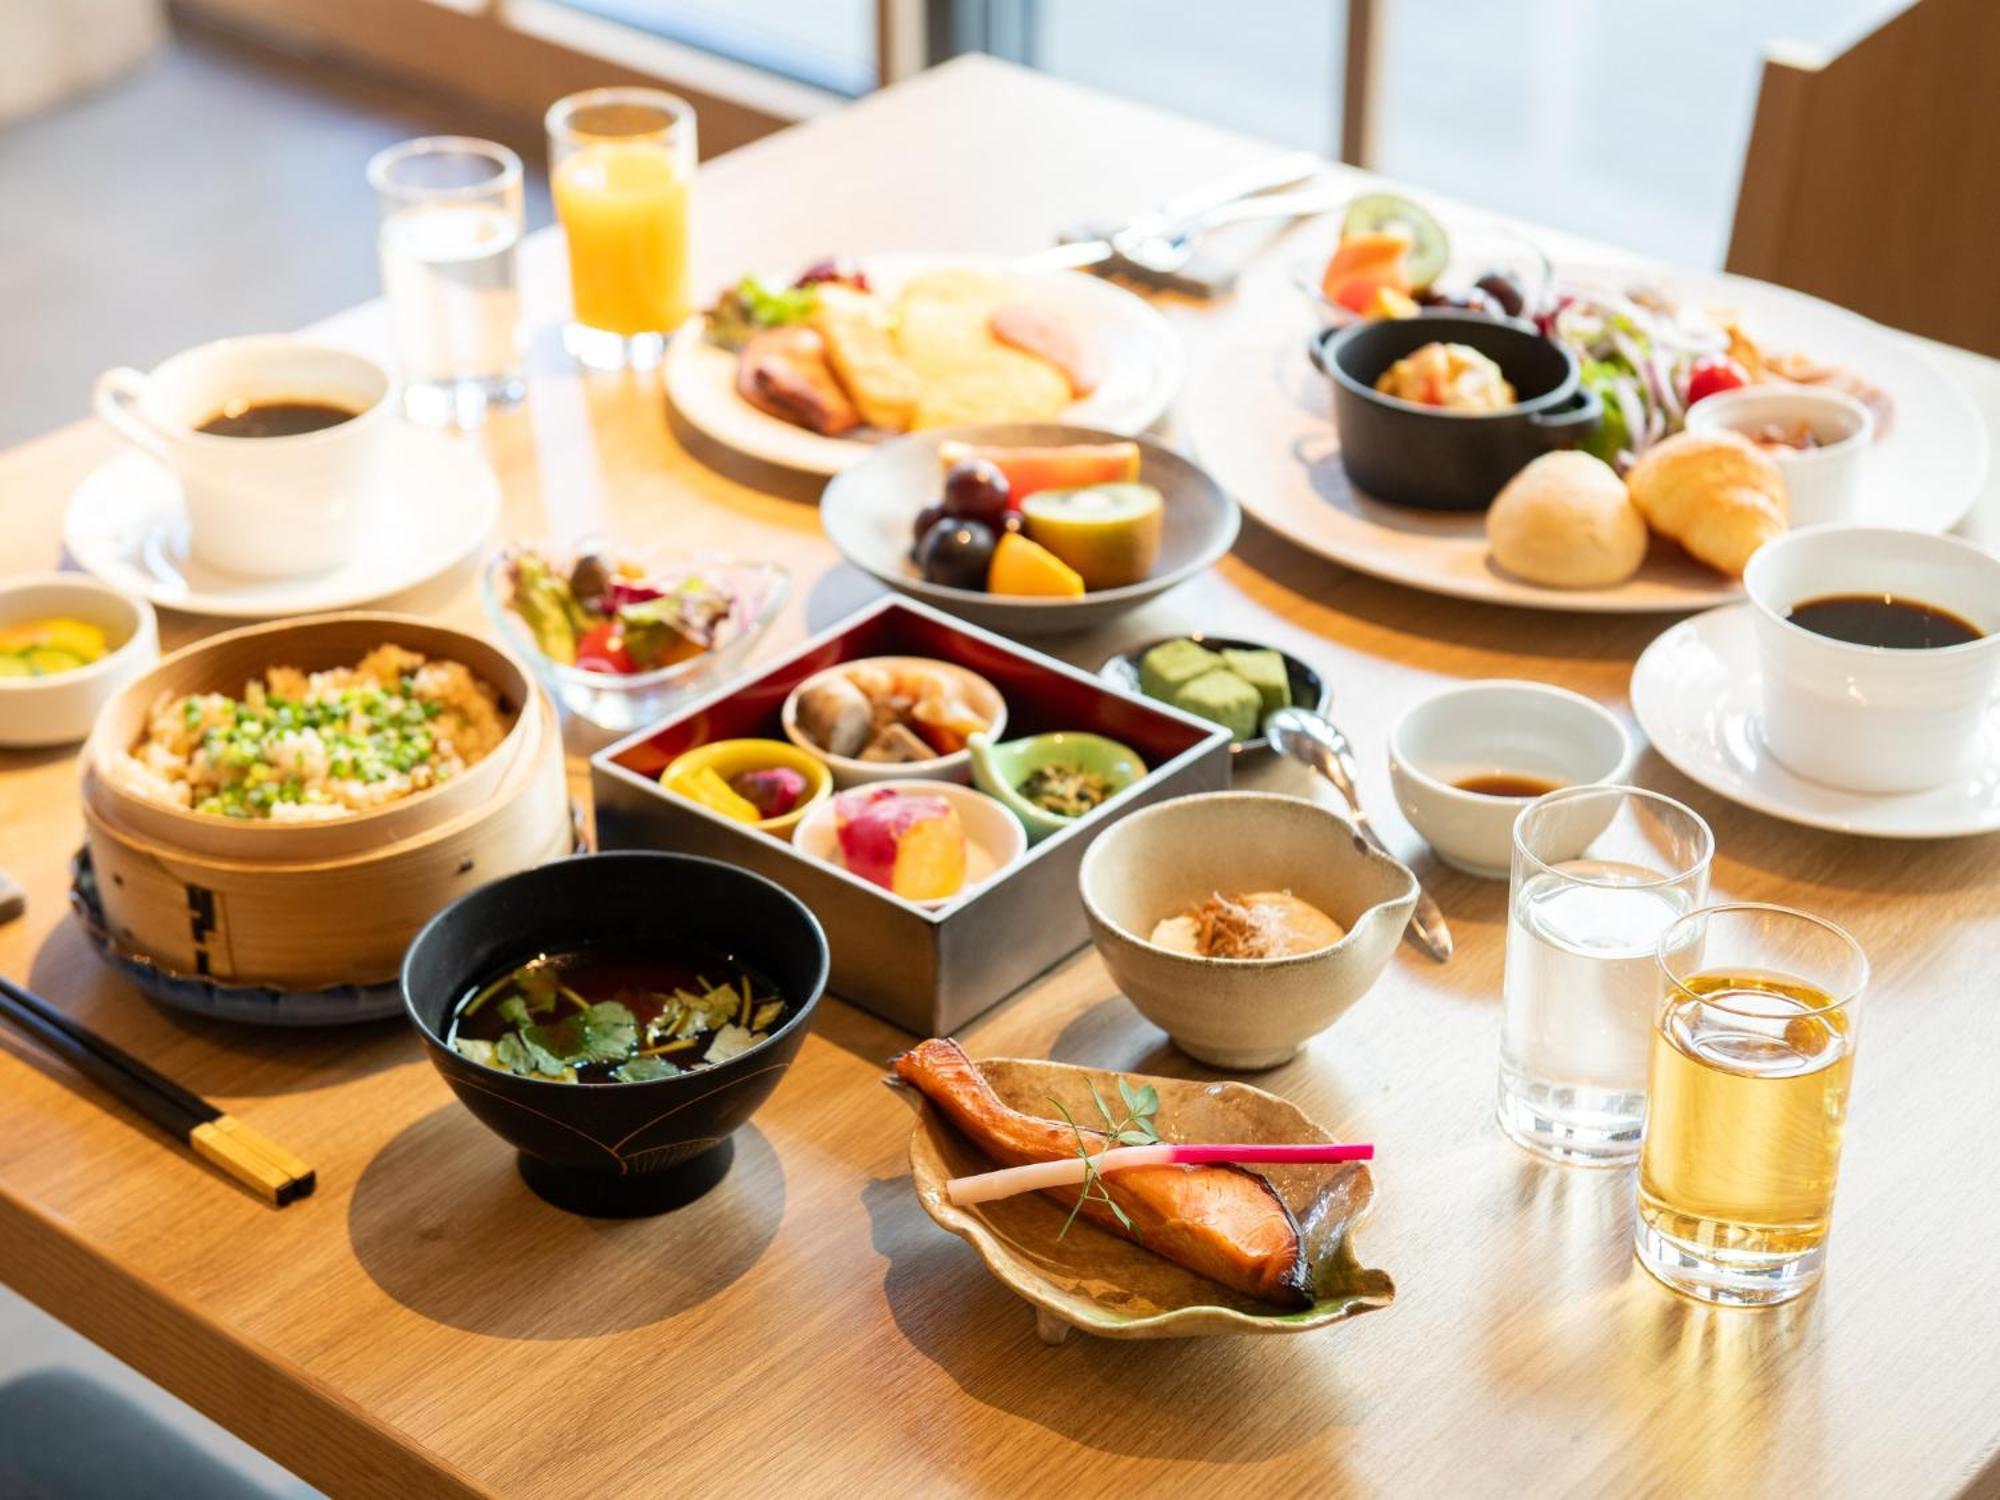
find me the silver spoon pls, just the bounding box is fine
[1265,708,1453,964]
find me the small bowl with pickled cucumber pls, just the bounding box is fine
[968,730,1147,845]
[1098,636,1327,755]
[0,573,159,748]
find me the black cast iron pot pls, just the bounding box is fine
[403,851,828,1218]
[1310,311,1601,511]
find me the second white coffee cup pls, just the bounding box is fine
[93,335,394,580]
[1744,525,2000,794]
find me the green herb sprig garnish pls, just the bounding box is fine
[1047,1076,1161,1242]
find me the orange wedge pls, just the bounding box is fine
[1321,231,1414,316]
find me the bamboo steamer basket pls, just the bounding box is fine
[84,613,540,861]
[79,613,574,988]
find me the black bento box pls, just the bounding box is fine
[590,597,1232,1035]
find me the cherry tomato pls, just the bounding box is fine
[1685,355,1749,408]
[575,621,635,674]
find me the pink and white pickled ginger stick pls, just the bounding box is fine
[944,1142,1375,1207]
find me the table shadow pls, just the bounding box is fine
[804,561,890,634]
[348,1103,784,1339]
[860,1173,1354,1467]
[1635,747,2000,896]
[661,398,829,505]
[1227,508,1671,668]
[27,917,415,1099]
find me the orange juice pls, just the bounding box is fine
[553,141,691,336]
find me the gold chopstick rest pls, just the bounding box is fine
[190,1115,317,1207]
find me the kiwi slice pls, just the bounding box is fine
[1342,193,1448,290]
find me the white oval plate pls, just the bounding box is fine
[1181,238,1990,614]
[64,425,501,618]
[664,254,1184,476]
[1630,602,2000,838]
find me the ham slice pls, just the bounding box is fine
[990,304,1103,398]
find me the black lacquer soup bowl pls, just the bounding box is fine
[402,851,829,1217]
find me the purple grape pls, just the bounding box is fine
[916,518,996,591]
[942,459,1010,528]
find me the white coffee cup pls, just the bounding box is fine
[93,335,395,579]
[1744,525,2000,793]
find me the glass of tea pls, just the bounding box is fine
[545,87,697,371]
[368,136,526,426]
[1636,903,1867,1305]
[1498,785,1713,1166]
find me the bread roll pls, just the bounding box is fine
[1487,451,1648,588]
[1625,431,1787,578]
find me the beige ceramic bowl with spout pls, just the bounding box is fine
[1078,791,1418,1070]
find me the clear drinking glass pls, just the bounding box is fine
[1498,785,1714,1166]
[368,136,526,426]
[1636,903,1866,1306]
[546,87,697,371]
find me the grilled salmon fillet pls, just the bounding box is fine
[894,1038,1312,1308]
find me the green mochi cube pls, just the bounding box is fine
[1139,638,1223,703]
[1173,668,1264,741]
[1220,648,1292,715]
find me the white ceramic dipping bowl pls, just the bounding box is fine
[1387,680,1634,878]
[0,573,160,748]
[782,657,1007,788]
[1078,791,1419,1070]
[1684,385,1873,529]
[793,780,1026,909]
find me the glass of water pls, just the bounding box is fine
[1498,785,1713,1166]
[367,136,525,426]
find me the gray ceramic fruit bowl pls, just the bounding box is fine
[1078,791,1419,1069]
[817,421,1239,636]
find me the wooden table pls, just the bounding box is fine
[4,56,1999,1500]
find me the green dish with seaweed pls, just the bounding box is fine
[967,731,1146,845]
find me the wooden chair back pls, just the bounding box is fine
[1727,0,2000,356]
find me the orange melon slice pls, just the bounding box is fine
[937,439,1141,507]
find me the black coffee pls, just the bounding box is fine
[1786,593,1982,650]
[196,400,358,439]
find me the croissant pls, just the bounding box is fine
[1625,431,1787,578]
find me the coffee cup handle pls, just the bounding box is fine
[93,367,172,457]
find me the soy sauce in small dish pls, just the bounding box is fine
[1453,772,1564,798]
[1786,593,1982,650]
[197,399,359,439]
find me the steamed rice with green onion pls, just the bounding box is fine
[113,644,507,821]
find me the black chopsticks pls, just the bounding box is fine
[0,976,314,1207]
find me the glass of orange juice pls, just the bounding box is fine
[545,87,696,371]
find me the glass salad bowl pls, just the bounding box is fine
[482,542,789,735]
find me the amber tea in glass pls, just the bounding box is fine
[1636,904,1866,1306]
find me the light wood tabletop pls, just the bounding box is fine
[3,56,1999,1500]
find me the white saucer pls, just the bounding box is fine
[64,425,501,618]
[1630,603,2000,838]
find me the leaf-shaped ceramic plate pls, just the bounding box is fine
[903,1057,1395,1342]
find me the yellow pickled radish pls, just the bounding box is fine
[671,765,764,823]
